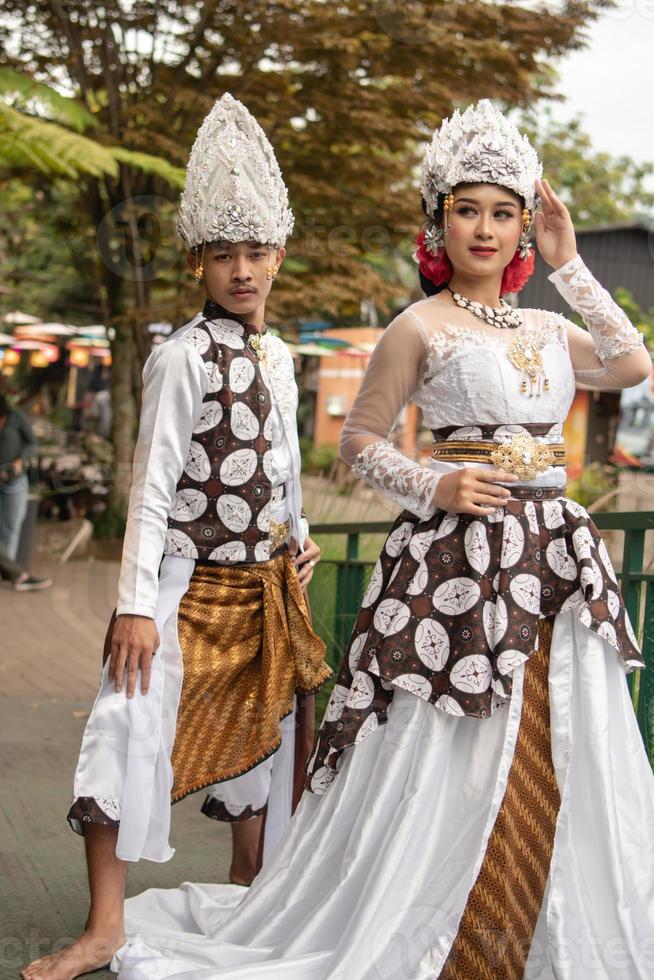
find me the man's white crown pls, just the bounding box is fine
[420,100,542,215]
[177,93,294,250]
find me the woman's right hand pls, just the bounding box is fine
[434,467,519,515]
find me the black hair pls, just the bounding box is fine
[419,193,448,297]
[0,393,9,418]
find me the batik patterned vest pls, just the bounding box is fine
[163,304,283,563]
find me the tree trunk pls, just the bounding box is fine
[110,324,139,513]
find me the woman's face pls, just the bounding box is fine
[443,183,523,282]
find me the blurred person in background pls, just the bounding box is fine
[0,392,36,559]
[0,537,51,591]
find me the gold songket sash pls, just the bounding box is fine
[171,551,332,802]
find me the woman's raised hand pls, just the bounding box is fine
[434,468,519,515]
[534,178,578,271]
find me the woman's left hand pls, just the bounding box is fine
[289,534,320,587]
[534,178,578,271]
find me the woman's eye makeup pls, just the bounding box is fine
[454,206,515,219]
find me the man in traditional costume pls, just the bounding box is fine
[22,93,331,980]
[102,100,654,980]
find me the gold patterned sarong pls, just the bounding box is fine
[441,617,560,979]
[170,551,331,802]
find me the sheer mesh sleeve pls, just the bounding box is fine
[339,311,441,519]
[549,255,651,389]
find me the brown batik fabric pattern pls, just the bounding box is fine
[440,617,560,979]
[307,492,642,794]
[171,552,331,803]
[68,795,120,832]
[201,799,266,823]
[164,307,280,563]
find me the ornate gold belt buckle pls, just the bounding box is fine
[489,433,556,481]
[269,518,290,551]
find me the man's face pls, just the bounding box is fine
[187,241,285,320]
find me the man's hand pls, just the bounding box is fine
[108,614,160,698]
[12,458,23,476]
[288,534,320,588]
[434,468,519,515]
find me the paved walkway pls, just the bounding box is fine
[0,558,232,980]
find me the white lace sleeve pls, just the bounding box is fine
[339,311,441,520]
[548,254,644,360]
[351,440,441,519]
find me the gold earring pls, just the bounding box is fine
[266,264,279,281]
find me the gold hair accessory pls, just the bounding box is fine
[444,191,455,214]
[265,264,279,281]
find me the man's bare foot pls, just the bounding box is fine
[20,929,125,980]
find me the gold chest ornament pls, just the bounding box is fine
[247,332,269,366]
[507,336,550,398]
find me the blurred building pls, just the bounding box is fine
[522,222,654,476]
[521,222,654,312]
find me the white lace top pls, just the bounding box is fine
[342,255,650,520]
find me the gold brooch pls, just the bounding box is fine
[269,518,290,551]
[490,433,557,481]
[507,336,549,397]
[247,332,268,365]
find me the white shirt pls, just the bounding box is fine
[116,314,307,618]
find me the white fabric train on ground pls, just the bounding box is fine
[111,612,654,979]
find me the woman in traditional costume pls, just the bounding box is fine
[113,100,654,980]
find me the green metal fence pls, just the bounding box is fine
[308,513,654,763]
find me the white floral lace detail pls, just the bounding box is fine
[549,254,644,361]
[352,439,441,519]
[424,316,565,377]
[263,336,298,433]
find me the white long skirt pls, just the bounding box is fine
[112,611,654,979]
[72,555,296,864]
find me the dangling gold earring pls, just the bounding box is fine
[518,208,533,261]
[443,191,455,215]
[266,264,279,281]
[192,243,206,282]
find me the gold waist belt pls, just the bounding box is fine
[432,432,566,481]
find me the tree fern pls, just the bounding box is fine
[0,103,119,178]
[0,67,97,133]
[109,147,185,189]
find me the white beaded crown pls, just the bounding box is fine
[177,93,294,250]
[420,100,542,215]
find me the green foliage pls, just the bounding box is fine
[0,0,612,320]
[0,65,97,132]
[613,288,654,349]
[108,147,185,190]
[92,500,127,540]
[0,102,119,178]
[299,437,339,475]
[567,463,618,509]
[523,110,654,226]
